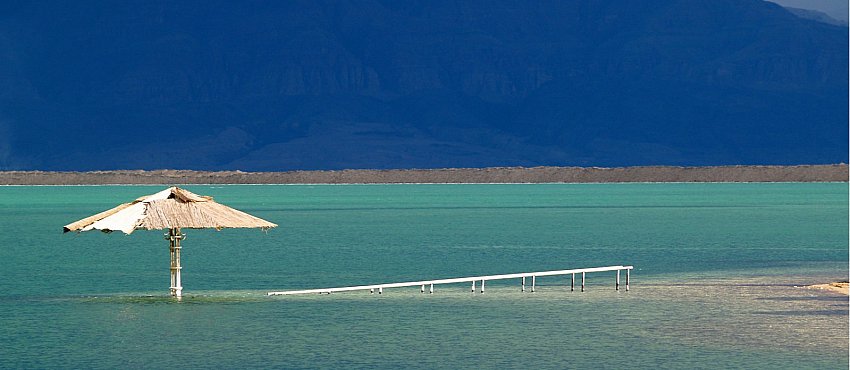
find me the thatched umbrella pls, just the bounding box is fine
[64,186,277,297]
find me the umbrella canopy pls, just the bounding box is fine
[64,186,277,234]
[63,186,276,298]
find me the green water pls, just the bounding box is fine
[0,183,846,368]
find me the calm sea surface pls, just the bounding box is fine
[0,183,847,369]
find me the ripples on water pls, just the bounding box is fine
[6,276,843,368]
[0,184,846,368]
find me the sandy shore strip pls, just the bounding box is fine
[806,282,849,295]
[1,164,847,185]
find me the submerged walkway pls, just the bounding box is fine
[268,265,633,296]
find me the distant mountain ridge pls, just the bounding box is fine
[784,7,847,26]
[0,0,846,170]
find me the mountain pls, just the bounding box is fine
[784,7,847,26]
[769,0,849,23]
[0,0,846,170]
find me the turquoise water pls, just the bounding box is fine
[0,183,846,368]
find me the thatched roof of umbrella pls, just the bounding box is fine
[64,186,277,234]
[63,186,277,298]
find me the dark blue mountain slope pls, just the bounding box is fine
[0,0,845,170]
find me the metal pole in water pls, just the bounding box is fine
[481,280,485,293]
[581,272,585,292]
[429,283,434,294]
[531,276,536,292]
[169,231,175,296]
[626,269,630,291]
[174,235,182,298]
[378,287,383,294]
[421,284,425,293]
[521,276,526,292]
[471,280,476,293]
[167,228,184,298]
[616,270,620,291]
[571,273,575,292]
[370,288,374,294]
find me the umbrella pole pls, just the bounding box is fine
[168,228,184,297]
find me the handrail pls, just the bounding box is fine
[268,265,632,296]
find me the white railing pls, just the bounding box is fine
[268,265,633,296]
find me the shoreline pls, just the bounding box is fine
[806,282,849,295]
[0,164,847,185]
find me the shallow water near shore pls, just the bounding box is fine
[0,183,847,368]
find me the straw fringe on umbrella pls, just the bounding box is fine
[64,187,277,297]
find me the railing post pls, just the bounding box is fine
[581,272,585,292]
[626,269,630,292]
[571,273,575,292]
[616,269,620,291]
[521,276,526,292]
[531,276,536,292]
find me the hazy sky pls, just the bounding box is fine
[769,0,849,22]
